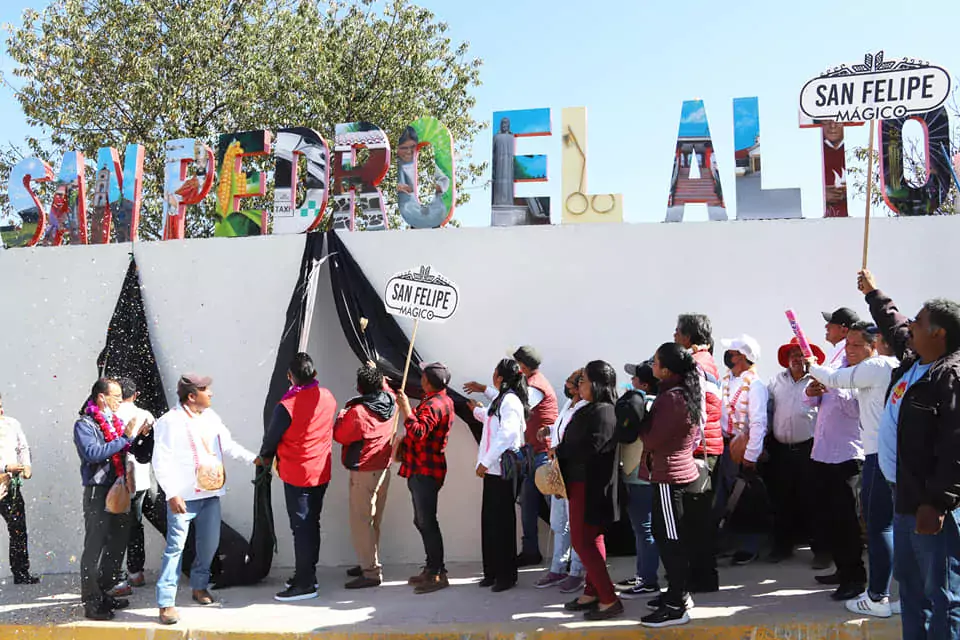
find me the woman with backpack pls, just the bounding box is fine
[556,360,623,620]
[470,358,529,592]
[639,343,703,629]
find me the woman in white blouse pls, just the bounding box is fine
[470,358,529,593]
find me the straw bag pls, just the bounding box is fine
[190,431,225,492]
[534,456,566,499]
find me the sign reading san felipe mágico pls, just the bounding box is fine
[384,265,460,323]
[799,51,951,123]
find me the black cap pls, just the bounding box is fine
[513,346,542,370]
[822,307,860,328]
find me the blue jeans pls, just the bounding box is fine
[862,454,894,598]
[625,482,660,586]
[894,508,960,640]
[284,482,328,588]
[520,452,549,557]
[156,497,221,608]
[549,495,584,577]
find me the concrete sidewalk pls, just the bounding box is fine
[0,554,899,638]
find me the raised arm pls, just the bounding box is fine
[859,269,911,360]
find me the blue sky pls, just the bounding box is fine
[1,0,958,225]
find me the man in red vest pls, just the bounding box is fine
[465,345,558,565]
[259,353,337,602]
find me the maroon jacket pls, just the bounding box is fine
[641,375,699,485]
[525,370,558,454]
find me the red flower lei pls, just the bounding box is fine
[86,401,126,478]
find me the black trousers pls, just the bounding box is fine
[284,482,328,588]
[408,475,445,574]
[0,486,30,578]
[812,459,865,584]
[684,455,719,590]
[766,438,818,554]
[653,482,690,608]
[80,485,130,607]
[481,474,518,586]
[126,489,148,575]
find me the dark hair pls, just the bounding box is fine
[583,360,618,405]
[677,313,714,351]
[289,352,317,386]
[925,298,960,354]
[655,342,703,425]
[177,383,198,404]
[357,363,384,395]
[118,377,138,400]
[80,377,118,416]
[635,360,659,394]
[488,359,530,420]
[399,126,418,146]
[423,368,445,391]
[848,321,879,346]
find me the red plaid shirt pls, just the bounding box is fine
[399,389,453,485]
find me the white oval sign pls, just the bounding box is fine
[800,57,950,123]
[384,265,459,324]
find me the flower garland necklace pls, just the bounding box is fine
[85,401,126,478]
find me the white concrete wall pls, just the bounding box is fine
[0,215,957,577]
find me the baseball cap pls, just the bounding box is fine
[512,346,542,370]
[822,307,860,328]
[178,372,212,395]
[422,362,451,388]
[720,334,761,364]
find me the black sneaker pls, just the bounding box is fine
[13,573,40,585]
[647,593,694,610]
[285,576,319,589]
[641,604,690,628]
[84,602,115,621]
[107,597,129,610]
[515,552,543,567]
[616,575,641,588]
[274,584,319,602]
[619,582,660,599]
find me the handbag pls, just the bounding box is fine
[534,456,566,499]
[620,439,644,477]
[105,476,131,514]
[189,429,225,492]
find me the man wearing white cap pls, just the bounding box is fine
[716,335,768,565]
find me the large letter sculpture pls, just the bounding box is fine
[880,107,953,215]
[2,158,54,248]
[215,130,273,237]
[490,108,551,226]
[90,144,146,243]
[44,152,88,246]
[732,97,802,219]
[331,122,390,231]
[396,117,456,229]
[162,139,216,241]
[799,111,863,217]
[561,107,622,224]
[665,100,725,222]
[273,127,331,234]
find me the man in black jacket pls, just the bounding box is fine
[858,269,960,640]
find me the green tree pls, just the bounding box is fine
[1,0,485,239]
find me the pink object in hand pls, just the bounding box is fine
[785,309,814,359]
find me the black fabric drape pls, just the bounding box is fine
[325,230,483,441]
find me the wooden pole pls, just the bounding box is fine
[862,119,876,270]
[391,318,420,460]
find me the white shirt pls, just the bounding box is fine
[0,416,30,470]
[809,355,898,455]
[720,370,769,463]
[766,371,818,444]
[475,393,526,476]
[115,401,156,493]
[153,405,256,502]
[827,339,847,367]
[484,385,543,409]
[550,398,588,445]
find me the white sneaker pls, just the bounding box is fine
[891,600,901,615]
[845,592,892,618]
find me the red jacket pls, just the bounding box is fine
[692,349,724,456]
[526,370,559,453]
[333,385,395,472]
[277,385,337,487]
[641,375,699,485]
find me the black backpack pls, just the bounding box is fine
[614,390,655,444]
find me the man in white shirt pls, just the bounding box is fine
[765,338,824,565]
[0,392,39,585]
[114,378,156,590]
[153,373,260,625]
[717,335,769,565]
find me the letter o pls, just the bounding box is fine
[894,105,908,118]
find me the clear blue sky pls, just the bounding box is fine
[2,0,958,226]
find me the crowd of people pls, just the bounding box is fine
[0,268,955,637]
